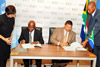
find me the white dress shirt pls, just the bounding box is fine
[92,10,96,17]
[57,29,69,45]
[29,30,34,42]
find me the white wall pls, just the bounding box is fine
[6,0,86,43]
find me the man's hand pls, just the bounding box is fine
[31,41,38,44]
[59,42,68,47]
[81,39,88,47]
[21,40,26,44]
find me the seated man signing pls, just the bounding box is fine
[50,20,76,67]
[50,20,76,47]
[19,20,44,67]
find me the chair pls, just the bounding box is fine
[22,26,42,31]
[44,27,56,67]
[48,27,56,44]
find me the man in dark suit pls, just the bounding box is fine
[19,20,44,67]
[82,1,100,67]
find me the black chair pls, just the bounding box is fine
[48,27,56,44]
[44,27,56,67]
[22,26,42,31]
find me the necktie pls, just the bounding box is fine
[29,32,32,43]
[63,32,67,43]
[88,14,93,25]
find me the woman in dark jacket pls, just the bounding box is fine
[0,5,16,67]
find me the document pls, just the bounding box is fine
[34,44,42,48]
[21,43,35,48]
[21,43,42,49]
[63,42,87,51]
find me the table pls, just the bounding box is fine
[10,44,96,67]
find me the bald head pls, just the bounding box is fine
[87,1,96,14]
[28,20,36,32]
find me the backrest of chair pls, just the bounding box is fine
[48,27,56,44]
[36,27,42,31]
[22,27,42,31]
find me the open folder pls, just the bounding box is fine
[21,43,42,49]
[63,42,87,51]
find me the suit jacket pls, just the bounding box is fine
[88,9,100,46]
[50,27,76,45]
[19,28,44,44]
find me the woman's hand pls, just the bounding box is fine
[4,38,11,45]
[0,35,11,45]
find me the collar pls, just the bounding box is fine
[92,10,96,17]
[4,13,14,19]
[29,29,35,33]
[4,13,9,19]
[64,29,69,33]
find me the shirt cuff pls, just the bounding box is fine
[57,42,60,45]
[37,41,40,44]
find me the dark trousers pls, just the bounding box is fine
[91,46,100,67]
[0,59,7,67]
[23,59,41,67]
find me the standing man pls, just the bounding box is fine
[82,1,100,67]
[19,20,44,67]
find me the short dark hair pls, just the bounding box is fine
[5,5,16,15]
[65,20,73,26]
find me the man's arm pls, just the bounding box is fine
[18,29,25,43]
[50,28,59,45]
[82,11,100,47]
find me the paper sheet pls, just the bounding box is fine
[63,42,87,51]
[21,43,42,48]
[21,43,35,48]
[34,44,42,47]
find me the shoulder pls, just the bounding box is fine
[55,27,64,31]
[96,9,100,13]
[0,14,4,21]
[95,9,100,17]
[70,31,76,35]
[35,28,42,33]
[0,13,4,18]
[22,28,29,32]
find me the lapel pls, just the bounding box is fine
[91,9,98,26]
[33,29,36,41]
[88,14,92,25]
[25,28,29,42]
[88,10,98,35]
[61,28,64,41]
